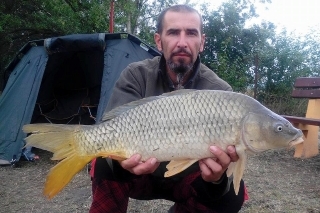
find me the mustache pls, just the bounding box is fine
[171,48,192,57]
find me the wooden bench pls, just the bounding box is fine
[282,77,320,158]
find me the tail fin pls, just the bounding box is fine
[23,124,94,199]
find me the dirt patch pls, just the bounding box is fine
[1,147,319,213]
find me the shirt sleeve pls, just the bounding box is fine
[105,65,144,112]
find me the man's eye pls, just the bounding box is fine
[168,31,178,35]
[187,31,198,36]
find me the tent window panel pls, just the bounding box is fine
[31,50,103,125]
[31,88,96,125]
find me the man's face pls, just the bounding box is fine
[154,11,205,74]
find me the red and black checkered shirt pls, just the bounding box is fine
[89,158,246,213]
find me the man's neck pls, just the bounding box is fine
[166,66,192,89]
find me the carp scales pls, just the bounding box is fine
[23,89,303,199]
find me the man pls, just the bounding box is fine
[90,5,246,213]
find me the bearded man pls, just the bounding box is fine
[90,4,247,213]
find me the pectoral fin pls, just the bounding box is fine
[164,159,198,177]
[231,151,247,195]
[226,161,236,177]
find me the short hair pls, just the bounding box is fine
[156,5,203,34]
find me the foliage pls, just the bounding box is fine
[201,0,261,92]
[1,0,320,117]
[200,0,320,109]
[113,0,177,44]
[136,0,178,44]
[0,0,174,88]
[0,0,111,88]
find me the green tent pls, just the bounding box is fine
[0,33,160,165]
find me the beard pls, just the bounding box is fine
[166,48,194,74]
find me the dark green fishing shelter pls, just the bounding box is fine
[0,33,160,165]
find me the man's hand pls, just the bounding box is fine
[120,154,160,175]
[199,146,238,182]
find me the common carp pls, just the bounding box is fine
[23,89,303,199]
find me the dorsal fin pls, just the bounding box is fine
[102,96,162,121]
[102,89,196,121]
[160,89,196,97]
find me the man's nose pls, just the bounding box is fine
[177,34,187,48]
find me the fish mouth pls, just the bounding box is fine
[288,136,304,148]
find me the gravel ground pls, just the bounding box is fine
[1,145,319,213]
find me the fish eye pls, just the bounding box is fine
[276,125,283,132]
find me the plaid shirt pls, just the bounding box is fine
[89,170,246,213]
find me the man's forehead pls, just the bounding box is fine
[162,10,201,31]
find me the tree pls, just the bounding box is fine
[200,0,319,97]
[0,0,175,89]
[0,0,111,89]
[112,0,177,44]
[1,0,319,105]
[201,0,263,92]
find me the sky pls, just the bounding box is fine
[182,0,320,35]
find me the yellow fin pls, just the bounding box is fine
[23,124,79,157]
[23,124,92,198]
[44,150,127,199]
[108,155,127,161]
[23,123,130,199]
[99,151,127,161]
[44,154,94,199]
[164,159,198,177]
[23,123,78,134]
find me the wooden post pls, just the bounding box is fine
[109,0,115,33]
[253,53,258,99]
[283,77,320,158]
[293,99,320,158]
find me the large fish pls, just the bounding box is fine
[23,89,303,199]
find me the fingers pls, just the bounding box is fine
[120,154,142,169]
[200,146,238,182]
[199,158,222,182]
[226,145,239,162]
[120,154,160,175]
[209,146,231,168]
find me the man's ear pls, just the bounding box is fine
[154,33,162,51]
[199,34,206,53]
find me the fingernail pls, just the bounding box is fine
[209,146,218,153]
[150,158,157,165]
[135,154,141,162]
[227,146,234,153]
